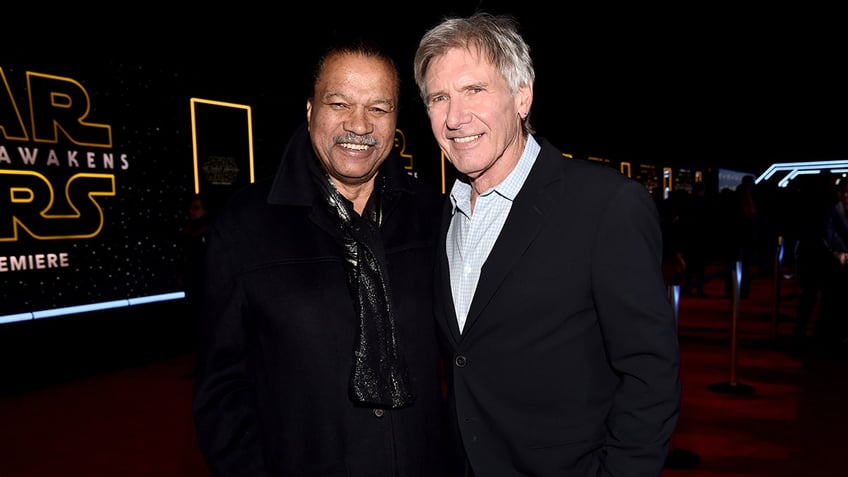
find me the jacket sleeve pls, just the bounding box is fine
[592,179,682,477]
[192,221,267,477]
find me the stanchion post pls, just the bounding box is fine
[707,260,756,396]
[730,260,740,384]
[668,284,680,326]
[770,236,784,341]
[663,283,700,470]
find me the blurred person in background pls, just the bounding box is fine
[818,178,848,354]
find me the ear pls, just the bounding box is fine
[516,83,533,117]
[306,99,313,127]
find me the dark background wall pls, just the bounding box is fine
[13,2,848,173]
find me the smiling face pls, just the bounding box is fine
[423,47,532,193]
[306,52,399,194]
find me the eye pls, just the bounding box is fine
[369,106,392,115]
[328,102,350,110]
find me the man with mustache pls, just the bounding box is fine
[193,39,455,476]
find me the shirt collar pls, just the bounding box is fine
[450,134,540,216]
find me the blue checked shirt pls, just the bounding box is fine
[447,135,540,332]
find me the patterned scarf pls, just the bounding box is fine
[313,165,415,409]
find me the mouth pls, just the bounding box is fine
[339,142,371,151]
[335,133,377,152]
[450,134,481,144]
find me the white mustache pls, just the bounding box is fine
[334,134,377,146]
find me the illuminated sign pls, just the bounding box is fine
[0,62,193,323]
[755,160,848,187]
[190,98,255,196]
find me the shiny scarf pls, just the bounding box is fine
[314,168,415,409]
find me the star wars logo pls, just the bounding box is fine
[0,67,124,242]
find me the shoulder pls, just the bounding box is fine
[224,178,273,208]
[384,155,445,211]
[210,178,275,228]
[535,137,640,194]
[394,173,446,229]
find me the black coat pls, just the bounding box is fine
[435,137,681,476]
[193,123,454,477]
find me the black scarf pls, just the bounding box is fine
[310,159,415,409]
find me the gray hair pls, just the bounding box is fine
[413,12,535,135]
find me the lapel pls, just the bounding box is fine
[439,139,564,342]
[436,197,463,343]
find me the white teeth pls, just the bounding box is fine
[341,143,369,151]
[453,135,479,143]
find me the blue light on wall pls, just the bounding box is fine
[0,292,185,325]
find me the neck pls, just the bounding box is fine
[468,134,527,211]
[333,180,375,216]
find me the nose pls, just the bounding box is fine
[344,106,373,135]
[444,97,470,130]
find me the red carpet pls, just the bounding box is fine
[1,265,846,476]
[0,355,209,476]
[665,265,848,477]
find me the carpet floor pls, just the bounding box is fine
[2,264,846,476]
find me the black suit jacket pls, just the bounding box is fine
[435,137,681,477]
